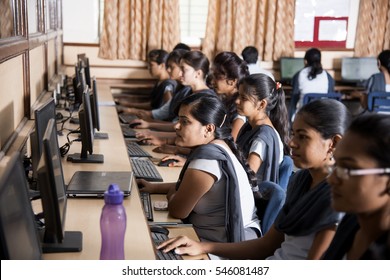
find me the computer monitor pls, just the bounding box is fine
[78,54,91,89]
[68,63,83,118]
[37,118,82,253]
[90,77,108,139]
[341,57,380,84]
[280,57,305,84]
[0,152,42,259]
[30,97,56,187]
[67,87,104,163]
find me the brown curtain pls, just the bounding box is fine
[98,0,180,61]
[202,0,295,61]
[0,0,14,39]
[354,0,390,56]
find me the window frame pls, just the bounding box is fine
[295,16,349,49]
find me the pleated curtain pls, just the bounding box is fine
[202,0,295,61]
[0,0,14,38]
[354,0,390,56]
[98,0,180,61]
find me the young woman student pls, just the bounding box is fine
[289,48,335,121]
[128,49,191,122]
[236,74,290,183]
[235,74,291,233]
[158,99,351,260]
[132,51,215,147]
[323,114,390,259]
[366,49,390,93]
[137,93,260,243]
[210,51,249,140]
[117,49,176,111]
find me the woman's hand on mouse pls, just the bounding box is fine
[157,235,206,256]
[161,155,186,167]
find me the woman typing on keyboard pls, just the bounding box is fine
[137,93,261,243]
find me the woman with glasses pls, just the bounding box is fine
[323,114,390,259]
[158,99,351,259]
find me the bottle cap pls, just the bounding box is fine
[104,184,124,204]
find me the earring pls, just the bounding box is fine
[329,152,334,161]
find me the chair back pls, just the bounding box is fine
[302,92,342,106]
[367,92,390,113]
[279,155,293,191]
[256,181,286,235]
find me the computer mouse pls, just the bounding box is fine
[149,225,169,235]
[158,159,178,167]
[137,139,150,146]
[56,112,64,120]
[129,122,141,128]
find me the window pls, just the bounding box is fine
[179,0,208,46]
[294,0,359,48]
[62,0,100,43]
[63,0,208,45]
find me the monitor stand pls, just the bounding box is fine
[67,153,104,163]
[94,132,109,139]
[42,231,83,253]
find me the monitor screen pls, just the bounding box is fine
[280,57,305,83]
[72,64,83,108]
[91,77,100,131]
[77,53,91,89]
[67,86,104,163]
[0,152,42,259]
[37,118,67,244]
[30,98,56,185]
[37,118,82,252]
[341,57,380,82]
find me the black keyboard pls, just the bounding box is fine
[140,192,153,221]
[151,232,183,260]
[118,113,137,124]
[130,158,163,182]
[121,125,136,138]
[126,141,151,157]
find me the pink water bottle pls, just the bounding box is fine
[100,184,127,260]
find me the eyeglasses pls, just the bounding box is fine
[329,166,390,180]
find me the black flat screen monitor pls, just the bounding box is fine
[341,57,380,83]
[30,97,56,186]
[280,57,305,84]
[37,118,82,253]
[77,53,91,89]
[90,77,108,139]
[67,87,104,163]
[0,152,42,259]
[71,64,83,112]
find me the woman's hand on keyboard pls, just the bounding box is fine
[136,133,165,146]
[157,235,205,256]
[130,119,150,128]
[136,179,157,193]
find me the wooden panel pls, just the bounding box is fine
[29,45,46,105]
[47,39,56,79]
[0,56,25,146]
